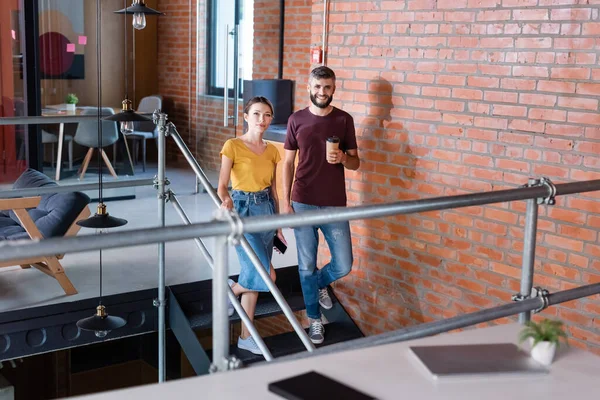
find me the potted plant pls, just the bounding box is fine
[65,93,78,111]
[519,319,567,366]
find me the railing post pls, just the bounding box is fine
[155,111,169,382]
[519,178,540,323]
[211,230,230,373]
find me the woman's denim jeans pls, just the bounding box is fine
[232,189,275,292]
[292,201,353,319]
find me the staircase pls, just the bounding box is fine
[169,266,364,371]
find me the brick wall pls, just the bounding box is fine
[157,0,600,353]
[157,0,199,163]
[314,0,600,353]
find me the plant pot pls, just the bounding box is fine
[66,103,76,112]
[530,341,556,366]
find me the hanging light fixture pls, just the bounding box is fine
[77,0,127,338]
[105,0,153,128]
[114,0,163,31]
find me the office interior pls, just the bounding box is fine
[0,0,599,399]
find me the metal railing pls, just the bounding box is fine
[0,179,154,199]
[2,112,599,376]
[275,282,600,363]
[2,179,598,263]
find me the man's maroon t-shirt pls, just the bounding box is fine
[284,107,357,207]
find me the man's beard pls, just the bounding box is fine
[310,92,333,109]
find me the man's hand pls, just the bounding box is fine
[327,149,346,164]
[282,203,295,214]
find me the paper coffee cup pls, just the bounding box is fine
[326,136,340,162]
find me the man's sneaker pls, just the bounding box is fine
[308,318,325,344]
[318,288,333,310]
[227,279,236,317]
[237,336,262,355]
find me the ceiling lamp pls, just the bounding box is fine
[105,0,153,131]
[115,0,163,31]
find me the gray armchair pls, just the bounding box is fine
[73,107,119,179]
[128,95,162,172]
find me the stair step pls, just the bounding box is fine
[185,292,307,330]
[231,321,364,366]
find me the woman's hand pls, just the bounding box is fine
[274,229,287,254]
[220,196,233,210]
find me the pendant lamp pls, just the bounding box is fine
[105,0,153,129]
[77,0,127,338]
[115,0,163,31]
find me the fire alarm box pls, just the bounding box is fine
[311,47,322,64]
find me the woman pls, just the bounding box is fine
[217,96,287,355]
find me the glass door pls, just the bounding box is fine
[0,0,27,182]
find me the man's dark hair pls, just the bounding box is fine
[309,66,336,82]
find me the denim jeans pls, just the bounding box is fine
[292,201,353,319]
[232,189,275,292]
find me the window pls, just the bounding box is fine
[207,0,254,97]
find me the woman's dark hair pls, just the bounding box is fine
[243,96,274,116]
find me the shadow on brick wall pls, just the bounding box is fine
[333,77,424,336]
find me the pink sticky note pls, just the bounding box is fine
[11,30,16,40]
[78,35,87,45]
[66,43,75,53]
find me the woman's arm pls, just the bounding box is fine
[217,155,234,209]
[271,164,287,245]
[270,166,280,214]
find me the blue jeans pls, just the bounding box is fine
[232,189,275,292]
[292,201,353,319]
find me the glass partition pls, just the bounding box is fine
[0,0,27,183]
[37,0,134,180]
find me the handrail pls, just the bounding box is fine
[0,178,154,199]
[1,179,599,263]
[0,113,154,126]
[275,282,600,364]
[167,123,316,354]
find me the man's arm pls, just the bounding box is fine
[341,149,360,170]
[281,149,297,214]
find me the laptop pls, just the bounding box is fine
[409,343,549,380]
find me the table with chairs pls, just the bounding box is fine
[41,104,143,180]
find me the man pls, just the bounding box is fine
[282,66,360,344]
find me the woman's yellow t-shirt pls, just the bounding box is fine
[220,138,281,192]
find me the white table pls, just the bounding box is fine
[75,323,600,399]
[42,105,133,180]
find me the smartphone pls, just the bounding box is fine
[268,371,376,400]
[274,234,287,254]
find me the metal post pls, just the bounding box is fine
[193,175,201,194]
[519,178,540,323]
[155,112,168,382]
[169,191,273,360]
[212,232,230,372]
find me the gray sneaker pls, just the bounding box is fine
[318,288,333,310]
[308,318,325,344]
[227,279,236,317]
